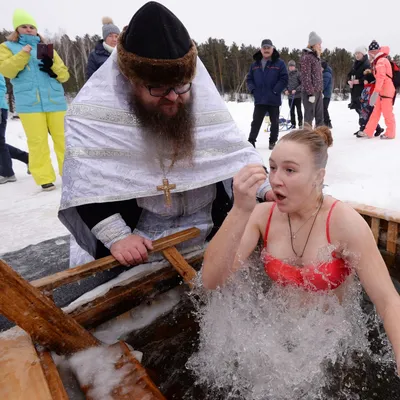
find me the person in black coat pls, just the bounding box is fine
[347,46,371,134]
[86,17,120,80]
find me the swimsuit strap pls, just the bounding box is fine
[263,202,277,248]
[326,200,340,244]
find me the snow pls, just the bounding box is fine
[1,100,400,255]
[67,345,132,400]
[93,287,183,344]
[0,119,68,254]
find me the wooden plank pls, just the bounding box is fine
[37,349,69,400]
[70,254,203,329]
[112,341,166,399]
[71,266,180,329]
[348,201,400,224]
[371,217,380,244]
[162,246,197,288]
[31,227,201,292]
[0,329,53,400]
[75,342,166,400]
[387,221,399,254]
[0,259,100,355]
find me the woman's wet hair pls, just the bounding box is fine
[279,124,333,168]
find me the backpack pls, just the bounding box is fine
[388,61,400,89]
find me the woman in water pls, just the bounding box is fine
[202,125,400,375]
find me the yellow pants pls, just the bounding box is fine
[19,112,66,185]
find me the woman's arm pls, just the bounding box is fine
[202,165,267,289]
[52,51,70,83]
[335,203,400,373]
[0,43,30,79]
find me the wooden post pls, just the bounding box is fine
[387,221,398,254]
[0,259,99,355]
[370,217,380,244]
[162,246,197,288]
[37,349,69,400]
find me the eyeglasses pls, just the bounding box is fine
[146,83,192,97]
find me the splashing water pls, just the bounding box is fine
[186,250,397,400]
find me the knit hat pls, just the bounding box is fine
[321,60,328,70]
[13,9,37,30]
[117,1,198,86]
[354,46,367,55]
[368,40,380,51]
[261,39,274,48]
[288,60,296,67]
[308,31,322,46]
[102,17,120,40]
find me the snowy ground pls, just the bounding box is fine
[1,100,400,256]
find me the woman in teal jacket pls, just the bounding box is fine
[0,9,69,191]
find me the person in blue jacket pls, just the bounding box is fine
[322,60,333,128]
[86,17,120,81]
[0,73,29,184]
[247,39,288,150]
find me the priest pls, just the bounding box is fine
[59,1,272,268]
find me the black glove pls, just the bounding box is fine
[39,56,58,79]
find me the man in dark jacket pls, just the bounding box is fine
[347,46,376,134]
[285,60,303,129]
[322,61,333,128]
[86,17,120,80]
[247,39,288,150]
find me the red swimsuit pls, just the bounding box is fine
[263,201,351,291]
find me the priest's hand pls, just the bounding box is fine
[111,234,154,266]
[233,164,267,213]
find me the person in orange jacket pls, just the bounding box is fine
[357,40,396,140]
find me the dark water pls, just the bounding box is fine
[124,297,400,400]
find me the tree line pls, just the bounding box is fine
[1,28,400,111]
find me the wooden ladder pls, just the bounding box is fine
[0,228,200,400]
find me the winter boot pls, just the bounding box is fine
[375,126,385,137]
[380,134,394,140]
[269,142,276,150]
[41,183,56,191]
[356,131,370,138]
[0,175,17,184]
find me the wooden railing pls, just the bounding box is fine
[349,202,400,281]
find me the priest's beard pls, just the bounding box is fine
[130,92,195,167]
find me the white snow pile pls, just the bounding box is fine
[64,345,133,400]
[94,287,183,344]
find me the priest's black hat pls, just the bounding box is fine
[117,2,198,86]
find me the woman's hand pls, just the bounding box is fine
[22,45,32,54]
[233,164,267,213]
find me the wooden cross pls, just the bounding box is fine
[157,178,176,207]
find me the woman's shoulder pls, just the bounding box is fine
[327,198,372,239]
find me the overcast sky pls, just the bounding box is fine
[2,0,400,55]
